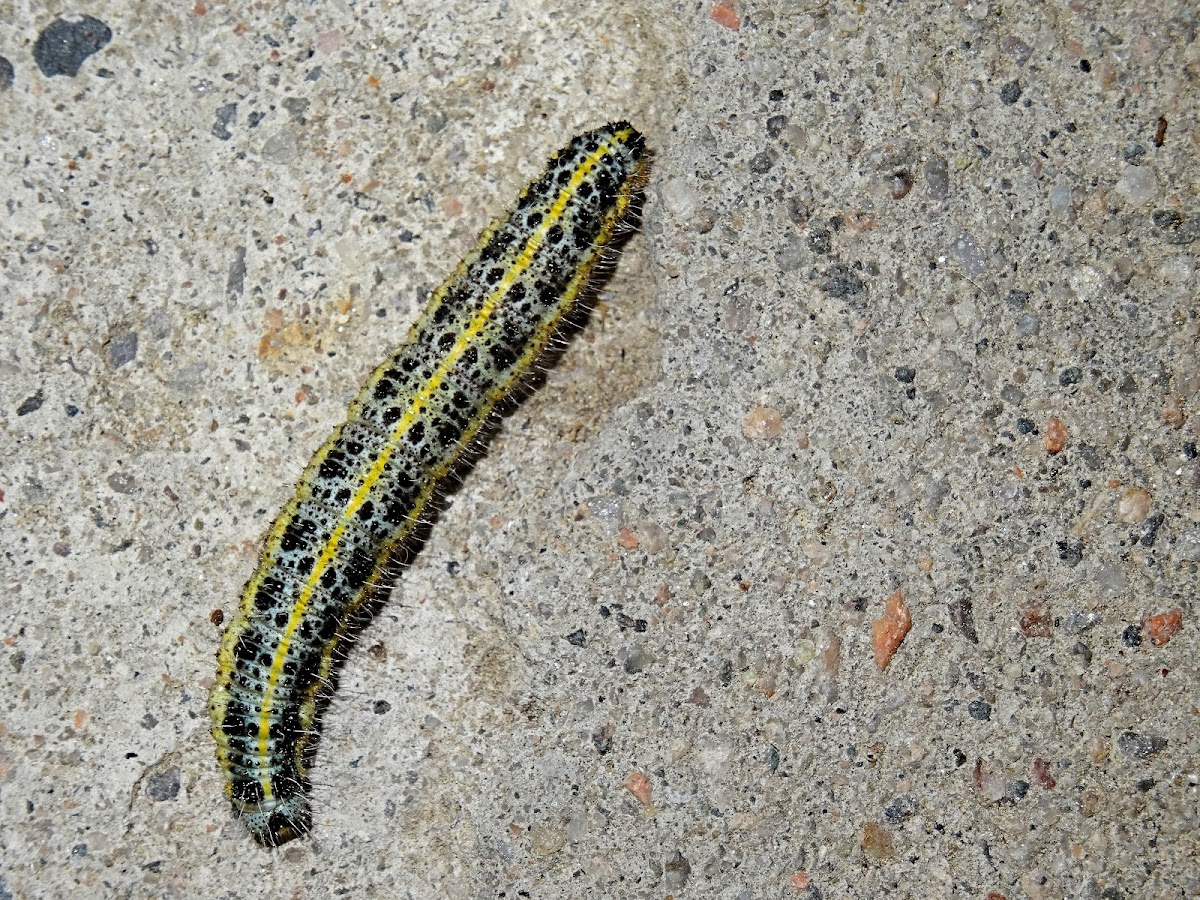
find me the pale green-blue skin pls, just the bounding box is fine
[208,123,649,846]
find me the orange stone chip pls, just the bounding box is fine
[872,590,912,669]
[711,0,741,30]
[1143,608,1183,646]
[789,871,812,891]
[860,821,895,859]
[1042,416,1068,454]
[617,527,640,550]
[743,405,783,440]
[624,769,652,806]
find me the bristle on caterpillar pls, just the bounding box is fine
[208,122,651,846]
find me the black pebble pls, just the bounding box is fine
[883,795,915,823]
[999,80,1022,105]
[1139,513,1165,547]
[34,15,112,78]
[0,55,13,91]
[766,115,789,139]
[967,699,992,721]
[1005,289,1030,308]
[17,391,44,416]
[144,767,181,802]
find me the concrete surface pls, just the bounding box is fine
[1,1,1197,897]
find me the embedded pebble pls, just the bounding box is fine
[958,80,984,111]
[743,405,783,440]
[1002,36,1033,66]
[212,103,237,141]
[106,329,139,369]
[16,391,44,416]
[860,821,895,859]
[967,699,992,721]
[624,770,652,805]
[999,80,1022,104]
[1049,182,1072,213]
[949,231,987,278]
[1019,603,1053,637]
[889,171,914,200]
[749,150,776,174]
[1093,561,1127,594]
[262,130,299,164]
[530,822,565,856]
[1116,487,1151,524]
[663,850,692,890]
[1115,166,1158,206]
[1159,255,1194,284]
[883,795,915,824]
[1059,367,1083,386]
[1069,266,1104,302]
[1116,731,1167,760]
[950,598,978,643]
[106,472,136,494]
[624,645,656,674]
[0,55,13,91]
[144,767,181,801]
[924,156,949,200]
[33,15,112,77]
[1042,417,1067,454]
[872,590,912,669]
[1142,609,1182,646]
[659,177,699,220]
[1015,313,1040,338]
[1062,611,1099,634]
[1161,393,1186,429]
[1032,758,1056,789]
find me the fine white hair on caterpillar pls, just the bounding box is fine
[208,122,651,846]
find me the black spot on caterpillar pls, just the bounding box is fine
[208,122,651,846]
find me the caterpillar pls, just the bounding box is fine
[208,122,650,846]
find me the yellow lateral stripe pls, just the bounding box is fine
[252,132,626,783]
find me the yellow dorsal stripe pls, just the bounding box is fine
[253,131,628,788]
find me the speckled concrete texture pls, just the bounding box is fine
[1,1,1197,898]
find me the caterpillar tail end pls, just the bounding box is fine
[236,793,313,847]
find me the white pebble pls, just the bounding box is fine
[1160,255,1194,285]
[1115,165,1158,206]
